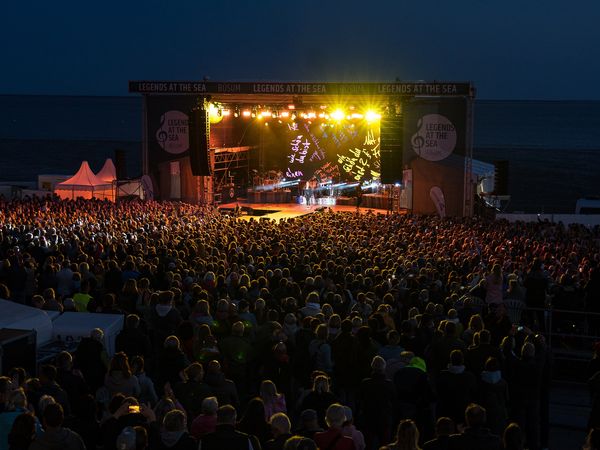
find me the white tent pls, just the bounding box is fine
[0,299,54,347]
[54,161,114,201]
[96,158,117,183]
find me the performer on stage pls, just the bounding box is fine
[308,177,318,206]
[355,183,363,211]
[303,179,311,206]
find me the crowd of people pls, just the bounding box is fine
[0,196,599,450]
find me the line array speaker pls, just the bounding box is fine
[380,112,404,184]
[189,105,211,176]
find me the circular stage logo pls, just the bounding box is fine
[410,114,457,161]
[156,110,189,154]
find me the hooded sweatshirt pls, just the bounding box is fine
[160,430,197,450]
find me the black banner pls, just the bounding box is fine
[130,81,472,97]
[403,97,468,163]
[146,95,199,164]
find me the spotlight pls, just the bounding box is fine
[242,110,251,118]
[222,109,231,117]
[261,110,272,117]
[351,113,363,119]
[280,111,290,118]
[288,104,295,110]
[365,110,381,122]
[331,109,344,121]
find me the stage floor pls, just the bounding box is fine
[218,201,394,221]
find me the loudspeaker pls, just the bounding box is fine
[114,149,127,179]
[380,113,404,184]
[493,160,509,195]
[189,105,211,176]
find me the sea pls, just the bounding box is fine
[1,95,599,214]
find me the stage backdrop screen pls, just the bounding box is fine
[263,120,380,183]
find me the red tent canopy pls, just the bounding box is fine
[54,161,114,201]
[96,158,117,183]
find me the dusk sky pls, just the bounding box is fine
[2,0,599,100]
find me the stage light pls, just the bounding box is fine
[307,112,317,119]
[242,110,251,118]
[208,103,223,124]
[331,109,345,121]
[280,111,290,118]
[288,104,295,110]
[291,113,297,120]
[233,111,239,118]
[222,109,231,117]
[261,110,272,117]
[351,113,363,119]
[251,110,257,118]
[318,112,326,119]
[365,110,381,122]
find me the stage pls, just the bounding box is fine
[218,201,399,221]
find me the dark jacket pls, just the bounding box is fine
[264,433,293,450]
[331,331,358,388]
[159,430,197,450]
[299,391,338,429]
[447,427,502,450]
[39,382,71,417]
[115,327,152,360]
[358,372,396,428]
[172,380,213,420]
[156,348,187,393]
[204,373,239,412]
[28,427,86,450]
[200,424,261,450]
[393,365,432,417]
[436,368,477,425]
[478,371,509,436]
[74,337,107,392]
[150,305,182,346]
[423,435,451,450]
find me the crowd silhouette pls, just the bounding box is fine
[1,196,600,450]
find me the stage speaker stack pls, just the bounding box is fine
[114,149,127,179]
[189,103,211,176]
[380,112,404,184]
[493,160,509,195]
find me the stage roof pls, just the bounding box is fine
[129,81,475,104]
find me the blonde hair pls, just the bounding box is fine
[260,380,278,404]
